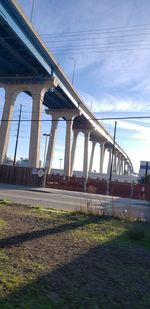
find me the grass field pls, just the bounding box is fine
[0,201,150,308]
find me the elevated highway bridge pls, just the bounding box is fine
[0,0,133,179]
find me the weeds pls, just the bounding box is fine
[0,219,7,230]
[0,200,10,206]
[125,223,150,247]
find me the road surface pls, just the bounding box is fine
[0,183,149,220]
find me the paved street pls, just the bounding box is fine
[0,183,149,220]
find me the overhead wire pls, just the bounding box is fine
[40,24,150,55]
[46,40,150,49]
[4,23,150,39]
[40,23,150,37]
[51,47,150,55]
[44,32,150,43]
[1,115,150,122]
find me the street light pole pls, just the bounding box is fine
[43,133,50,168]
[30,0,35,22]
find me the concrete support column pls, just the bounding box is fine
[120,156,124,175]
[117,154,122,175]
[46,114,59,174]
[83,130,91,179]
[0,87,17,164]
[107,148,112,176]
[0,78,56,168]
[89,141,96,173]
[122,157,125,175]
[99,142,105,174]
[64,118,74,178]
[113,150,118,175]
[29,90,45,167]
[71,129,79,176]
[128,164,131,175]
[45,108,80,178]
[117,154,121,175]
[116,155,119,175]
[124,160,127,175]
[116,154,119,175]
[126,163,129,175]
[121,157,124,176]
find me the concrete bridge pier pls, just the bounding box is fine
[71,129,79,176]
[28,89,45,167]
[45,109,80,178]
[120,156,125,175]
[123,159,127,175]
[117,153,122,175]
[89,140,96,173]
[112,149,118,175]
[99,142,106,174]
[45,113,59,174]
[127,163,131,175]
[64,114,75,178]
[0,86,17,164]
[83,129,91,180]
[107,148,112,176]
[0,78,57,167]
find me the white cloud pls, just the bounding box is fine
[80,91,150,113]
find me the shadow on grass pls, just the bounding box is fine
[0,216,101,249]
[0,241,150,308]
[0,220,150,308]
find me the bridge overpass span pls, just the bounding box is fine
[0,0,133,179]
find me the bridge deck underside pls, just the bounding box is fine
[0,11,111,145]
[0,18,49,78]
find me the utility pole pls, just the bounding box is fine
[13,104,22,166]
[108,121,117,194]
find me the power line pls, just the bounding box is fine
[40,23,150,37]
[1,115,150,122]
[52,47,150,55]
[50,43,150,53]
[44,31,150,42]
[46,39,150,48]
[4,23,150,40]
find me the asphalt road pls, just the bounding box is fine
[0,183,149,219]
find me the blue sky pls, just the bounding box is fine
[1,0,150,172]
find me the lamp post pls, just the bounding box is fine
[69,57,76,85]
[30,0,35,22]
[43,133,50,168]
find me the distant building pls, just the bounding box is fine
[139,161,150,177]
